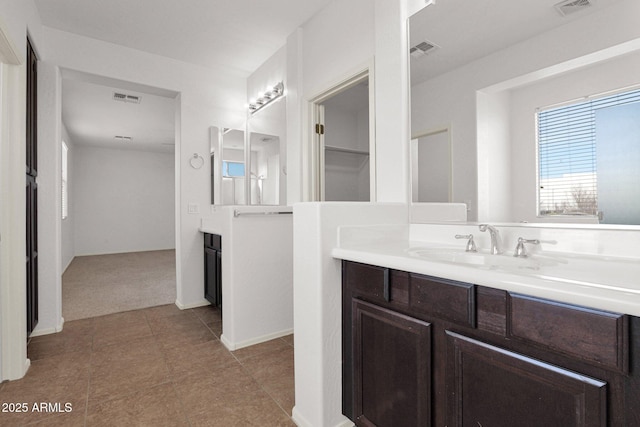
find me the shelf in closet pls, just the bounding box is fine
[324,145,370,171]
[325,145,370,156]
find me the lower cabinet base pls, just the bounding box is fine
[342,260,640,427]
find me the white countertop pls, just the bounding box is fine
[331,224,640,317]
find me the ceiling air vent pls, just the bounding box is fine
[555,0,592,17]
[113,92,141,104]
[114,135,133,142]
[410,40,439,59]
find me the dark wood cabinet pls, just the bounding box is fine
[342,260,640,427]
[352,299,431,426]
[204,233,222,307]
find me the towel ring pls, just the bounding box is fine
[190,153,204,169]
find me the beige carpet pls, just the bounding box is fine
[62,249,177,321]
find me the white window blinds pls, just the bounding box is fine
[537,87,640,217]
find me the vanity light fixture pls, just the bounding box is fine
[248,82,284,114]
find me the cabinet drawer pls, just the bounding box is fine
[344,262,388,303]
[409,274,476,328]
[508,293,629,373]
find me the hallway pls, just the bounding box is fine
[0,304,295,426]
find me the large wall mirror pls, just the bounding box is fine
[411,127,451,203]
[211,89,286,206]
[211,127,246,205]
[247,95,286,205]
[409,0,640,226]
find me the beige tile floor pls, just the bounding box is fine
[0,304,295,426]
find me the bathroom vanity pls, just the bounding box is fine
[341,260,638,426]
[335,223,640,427]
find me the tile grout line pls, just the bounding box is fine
[83,313,174,415]
[158,308,203,427]
[230,346,294,421]
[149,313,192,427]
[194,307,295,421]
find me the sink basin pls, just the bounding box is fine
[406,247,559,271]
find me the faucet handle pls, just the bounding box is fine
[455,234,477,252]
[514,237,540,258]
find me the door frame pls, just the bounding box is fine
[304,63,376,202]
[0,22,29,381]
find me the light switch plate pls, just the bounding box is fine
[188,203,200,214]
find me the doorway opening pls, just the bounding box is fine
[308,69,376,201]
[60,70,178,321]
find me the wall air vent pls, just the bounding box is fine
[114,135,133,142]
[555,0,592,17]
[112,92,141,104]
[410,40,439,59]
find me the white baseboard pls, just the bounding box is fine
[174,299,210,310]
[291,407,354,427]
[221,328,294,352]
[220,334,234,351]
[74,247,176,257]
[30,317,64,337]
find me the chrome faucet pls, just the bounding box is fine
[479,224,503,255]
[514,237,540,258]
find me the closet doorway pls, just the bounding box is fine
[310,70,375,201]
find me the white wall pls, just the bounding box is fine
[290,1,426,425]
[73,145,175,255]
[411,0,640,222]
[35,61,63,337]
[204,206,293,351]
[41,26,246,311]
[292,203,408,427]
[61,124,74,271]
[292,0,375,203]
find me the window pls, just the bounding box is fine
[537,87,640,219]
[222,161,245,178]
[61,141,68,219]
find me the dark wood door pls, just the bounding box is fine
[26,38,38,336]
[353,299,432,427]
[204,247,219,306]
[445,330,607,427]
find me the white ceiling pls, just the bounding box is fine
[62,77,176,153]
[410,0,623,85]
[36,0,334,153]
[34,0,334,75]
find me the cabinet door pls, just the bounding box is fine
[446,331,607,427]
[204,247,219,306]
[353,299,431,427]
[215,250,222,306]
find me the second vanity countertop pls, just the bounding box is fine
[331,224,640,317]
